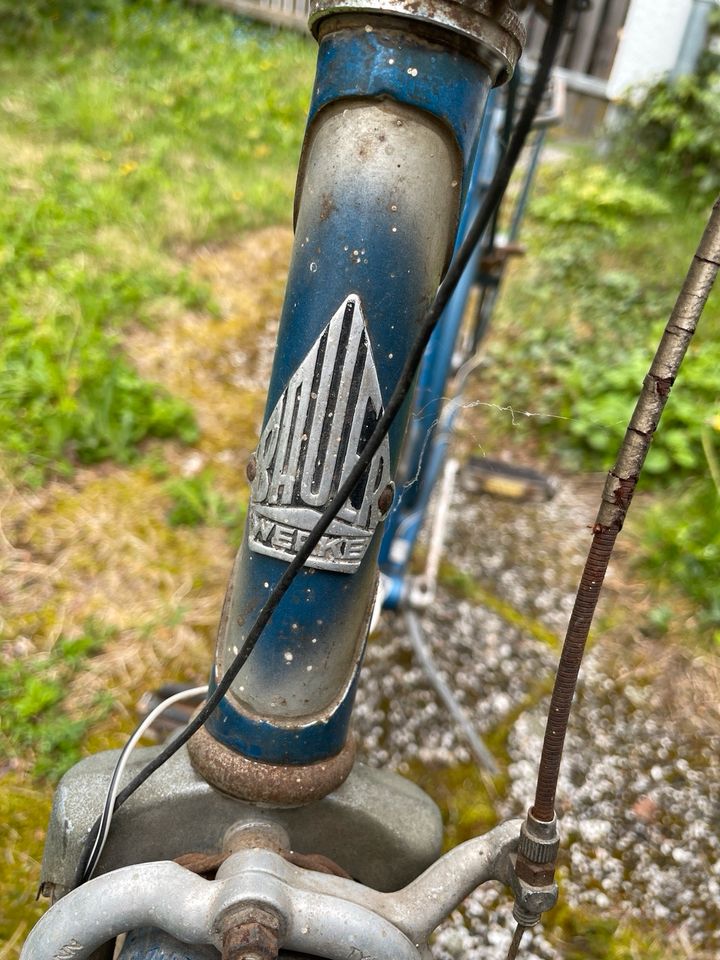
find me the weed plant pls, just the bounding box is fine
[611,6,720,203]
[165,469,246,543]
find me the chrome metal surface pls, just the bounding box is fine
[248,295,393,573]
[309,0,526,83]
[517,811,559,866]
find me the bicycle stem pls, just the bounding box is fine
[189,2,526,804]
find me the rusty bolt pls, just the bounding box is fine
[514,855,556,887]
[222,906,280,960]
[223,819,290,855]
[246,455,257,484]
[378,483,394,516]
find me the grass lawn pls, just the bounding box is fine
[0,0,314,485]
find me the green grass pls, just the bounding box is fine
[165,468,247,542]
[0,620,115,779]
[641,473,720,636]
[0,0,315,483]
[491,157,719,479]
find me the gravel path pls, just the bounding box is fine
[354,474,719,958]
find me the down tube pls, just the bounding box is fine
[202,26,494,770]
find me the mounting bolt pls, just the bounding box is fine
[222,906,280,960]
[223,818,291,855]
[246,455,257,484]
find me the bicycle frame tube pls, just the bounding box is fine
[190,10,524,799]
[378,88,503,601]
[379,67,559,607]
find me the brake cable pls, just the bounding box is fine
[506,198,720,959]
[73,0,571,889]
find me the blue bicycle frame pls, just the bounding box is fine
[379,65,558,611]
[187,4,528,800]
[377,85,504,607]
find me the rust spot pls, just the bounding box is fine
[515,851,556,887]
[378,483,395,515]
[175,848,351,882]
[480,242,525,270]
[223,908,280,960]
[187,724,356,805]
[318,193,336,222]
[175,850,228,878]
[284,850,352,879]
[654,376,673,397]
[612,475,637,509]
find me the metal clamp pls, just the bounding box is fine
[22,819,523,960]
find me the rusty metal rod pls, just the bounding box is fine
[531,196,720,824]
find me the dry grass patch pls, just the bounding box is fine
[125,226,292,491]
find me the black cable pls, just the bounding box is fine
[486,65,521,254]
[73,0,570,888]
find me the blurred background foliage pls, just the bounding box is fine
[0,1,716,664]
[0,3,314,941]
[611,6,720,203]
[489,158,719,636]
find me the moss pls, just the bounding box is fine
[404,758,502,850]
[0,775,52,948]
[438,560,561,649]
[546,900,669,959]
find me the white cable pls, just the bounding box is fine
[83,684,208,881]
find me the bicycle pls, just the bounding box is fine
[19,1,720,959]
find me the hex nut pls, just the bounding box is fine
[222,907,280,960]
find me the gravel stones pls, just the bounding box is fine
[354,473,719,957]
